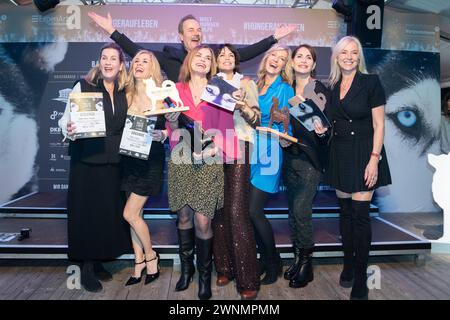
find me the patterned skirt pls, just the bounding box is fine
[168,144,224,218]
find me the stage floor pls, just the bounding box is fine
[0,192,431,259]
[0,216,430,259]
[0,190,378,216]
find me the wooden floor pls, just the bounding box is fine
[0,212,448,300]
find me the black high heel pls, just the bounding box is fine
[125,259,146,286]
[145,252,160,285]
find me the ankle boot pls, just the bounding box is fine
[175,228,196,292]
[261,252,282,285]
[284,245,301,280]
[350,200,371,300]
[338,197,354,288]
[81,260,102,292]
[289,247,314,288]
[196,237,213,300]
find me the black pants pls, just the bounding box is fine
[283,152,321,249]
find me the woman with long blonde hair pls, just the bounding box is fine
[121,50,167,286]
[326,36,391,300]
[250,44,295,285]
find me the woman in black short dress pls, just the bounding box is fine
[121,50,167,286]
[326,36,391,300]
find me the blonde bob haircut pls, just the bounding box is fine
[178,45,217,83]
[329,36,367,88]
[256,44,293,91]
[85,43,127,91]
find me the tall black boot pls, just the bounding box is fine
[350,200,371,300]
[338,197,354,288]
[284,244,301,280]
[81,260,102,292]
[175,228,196,292]
[196,237,213,300]
[289,247,314,288]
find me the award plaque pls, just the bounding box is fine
[142,78,189,116]
[288,82,331,132]
[256,97,298,143]
[69,92,106,139]
[119,114,157,160]
[201,75,240,112]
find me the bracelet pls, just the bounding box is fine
[371,152,382,160]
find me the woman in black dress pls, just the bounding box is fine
[282,44,330,289]
[58,43,131,292]
[121,50,166,286]
[326,36,391,300]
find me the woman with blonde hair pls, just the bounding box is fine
[165,45,233,300]
[326,36,391,300]
[58,43,131,292]
[121,49,167,286]
[250,44,295,285]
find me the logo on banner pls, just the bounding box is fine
[50,110,64,120]
[366,5,382,30]
[66,5,81,30]
[53,88,72,103]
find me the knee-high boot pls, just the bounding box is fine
[338,197,354,288]
[350,200,371,300]
[196,237,213,300]
[175,228,196,292]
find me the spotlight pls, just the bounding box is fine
[332,0,353,22]
[33,0,60,12]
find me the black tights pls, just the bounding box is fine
[248,185,277,262]
[177,205,212,240]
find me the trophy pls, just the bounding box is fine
[143,78,189,116]
[256,97,298,143]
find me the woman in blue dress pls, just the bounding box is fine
[250,44,294,285]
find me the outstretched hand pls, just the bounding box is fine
[88,12,116,35]
[274,24,297,41]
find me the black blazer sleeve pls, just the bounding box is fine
[110,30,168,75]
[237,35,277,62]
[110,30,143,58]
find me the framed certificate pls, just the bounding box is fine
[119,114,157,160]
[69,92,106,139]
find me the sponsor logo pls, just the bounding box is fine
[52,88,72,103]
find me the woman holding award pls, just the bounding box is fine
[282,44,330,289]
[250,44,295,285]
[211,44,261,300]
[327,36,391,300]
[165,45,234,300]
[120,50,167,286]
[58,43,131,292]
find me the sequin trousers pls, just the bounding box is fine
[212,143,260,292]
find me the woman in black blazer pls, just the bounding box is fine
[59,43,131,292]
[326,36,391,300]
[282,44,330,289]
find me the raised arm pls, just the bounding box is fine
[88,12,143,58]
[237,24,297,62]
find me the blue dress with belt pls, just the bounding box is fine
[251,75,295,193]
